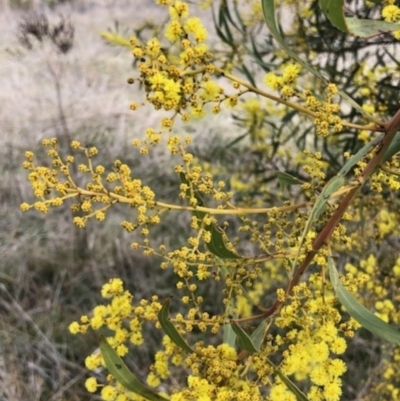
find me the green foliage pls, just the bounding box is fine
[328,256,400,346]
[319,0,400,37]
[100,336,169,401]
[158,298,195,353]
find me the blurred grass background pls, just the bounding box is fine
[0,1,238,399]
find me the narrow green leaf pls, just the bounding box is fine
[218,7,234,45]
[212,5,233,46]
[250,320,269,351]
[267,358,311,401]
[261,0,373,120]
[306,175,346,226]
[383,130,400,163]
[337,130,400,170]
[100,31,132,47]
[248,35,274,71]
[292,175,347,272]
[158,298,194,353]
[230,321,258,353]
[223,307,237,348]
[319,0,400,37]
[100,336,168,401]
[239,63,257,88]
[276,171,303,191]
[328,256,400,346]
[346,18,400,38]
[221,0,245,33]
[226,132,248,149]
[223,322,237,348]
[339,134,383,176]
[319,0,347,33]
[206,224,241,259]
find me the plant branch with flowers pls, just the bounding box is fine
[22,1,400,400]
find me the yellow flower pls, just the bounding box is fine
[85,354,101,370]
[71,140,81,149]
[362,103,375,114]
[101,385,117,401]
[200,80,221,101]
[328,358,347,377]
[318,322,338,343]
[85,377,98,393]
[310,364,330,386]
[311,341,329,363]
[146,38,161,58]
[218,343,237,359]
[101,278,124,298]
[130,332,144,345]
[330,337,347,355]
[165,20,182,42]
[147,372,161,387]
[308,385,323,401]
[269,383,296,401]
[323,379,342,401]
[90,315,104,330]
[169,1,189,19]
[184,17,208,42]
[264,72,282,90]
[20,202,31,211]
[382,5,400,22]
[68,321,80,334]
[282,63,301,84]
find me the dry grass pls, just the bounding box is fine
[0,1,236,399]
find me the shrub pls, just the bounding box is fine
[21,1,400,400]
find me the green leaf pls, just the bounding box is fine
[339,134,383,176]
[292,175,347,271]
[383,130,400,163]
[338,130,400,168]
[219,0,245,34]
[218,6,234,45]
[206,224,241,259]
[319,0,400,37]
[231,318,303,401]
[100,31,132,47]
[346,18,400,38]
[223,312,237,348]
[225,132,249,149]
[100,336,168,401]
[212,3,234,46]
[328,256,400,346]
[261,0,374,120]
[180,173,240,259]
[266,358,311,401]
[223,283,238,348]
[158,298,194,353]
[239,63,257,88]
[230,321,258,353]
[250,319,269,351]
[319,0,347,32]
[276,171,303,192]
